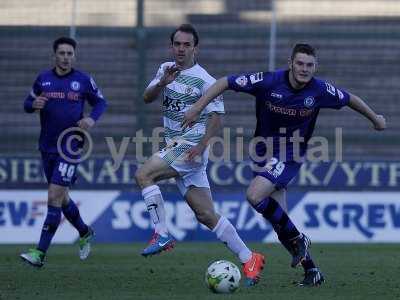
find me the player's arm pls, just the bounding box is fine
[182,77,228,128]
[24,92,36,113]
[183,72,265,128]
[348,93,386,130]
[24,76,48,113]
[143,65,180,103]
[186,112,222,161]
[143,82,166,104]
[24,94,48,113]
[79,77,108,130]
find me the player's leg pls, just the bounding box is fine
[246,176,310,268]
[179,175,264,287]
[185,187,255,261]
[270,189,324,286]
[135,154,179,256]
[20,183,65,267]
[271,188,287,211]
[61,194,88,237]
[61,195,94,260]
[52,154,94,260]
[20,153,62,267]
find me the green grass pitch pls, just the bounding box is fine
[1,243,399,300]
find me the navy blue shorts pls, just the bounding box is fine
[252,157,302,190]
[41,152,79,187]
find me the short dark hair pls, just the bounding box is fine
[291,43,316,60]
[53,37,77,52]
[170,24,199,46]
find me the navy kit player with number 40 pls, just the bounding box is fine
[20,37,107,267]
[183,44,386,286]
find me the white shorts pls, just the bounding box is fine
[155,139,210,196]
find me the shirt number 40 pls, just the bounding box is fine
[58,162,76,179]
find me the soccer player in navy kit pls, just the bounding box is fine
[183,44,386,286]
[20,37,107,267]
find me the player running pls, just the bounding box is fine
[135,24,264,286]
[182,43,386,286]
[20,37,107,267]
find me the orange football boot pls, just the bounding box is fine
[242,252,266,286]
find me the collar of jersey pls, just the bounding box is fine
[52,67,75,78]
[178,62,198,73]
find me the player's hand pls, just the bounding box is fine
[32,95,48,110]
[373,115,386,131]
[182,106,201,129]
[158,65,180,87]
[77,117,95,130]
[186,142,206,161]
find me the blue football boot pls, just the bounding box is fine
[141,232,175,257]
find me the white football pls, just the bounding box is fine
[205,260,241,294]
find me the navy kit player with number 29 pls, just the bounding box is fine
[20,37,107,267]
[183,44,386,286]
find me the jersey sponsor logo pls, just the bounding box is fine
[163,96,185,112]
[304,96,315,108]
[250,72,263,84]
[265,101,297,116]
[271,92,282,99]
[235,76,248,87]
[67,91,80,101]
[41,82,51,86]
[265,101,314,118]
[43,92,65,99]
[299,109,314,117]
[325,82,336,96]
[70,81,81,91]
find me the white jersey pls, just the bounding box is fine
[147,62,225,144]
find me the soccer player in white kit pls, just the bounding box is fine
[134,24,265,286]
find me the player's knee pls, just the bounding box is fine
[61,196,70,207]
[48,188,66,206]
[134,167,151,188]
[246,190,260,206]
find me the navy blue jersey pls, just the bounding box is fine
[228,70,350,161]
[24,68,107,155]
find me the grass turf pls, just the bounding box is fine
[1,243,399,300]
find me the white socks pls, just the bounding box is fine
[142,185,168,237]
[213,215,252,263]
[142,185,252,264]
